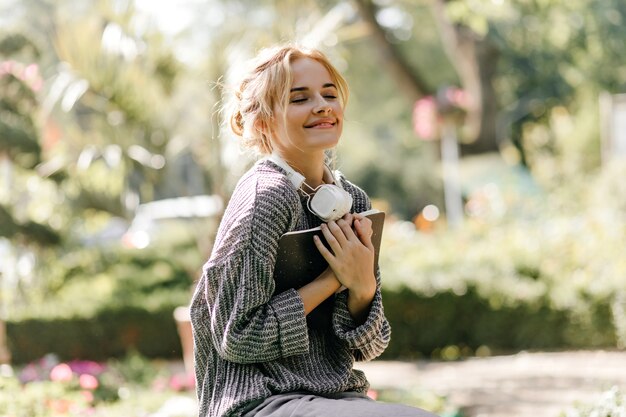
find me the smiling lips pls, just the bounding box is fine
[305,118,336,128]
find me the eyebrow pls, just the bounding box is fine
[290,83,337,92]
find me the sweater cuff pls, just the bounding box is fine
[271,289,309,357]
[332,289,383,348]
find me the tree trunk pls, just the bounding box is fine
[431,0,500,155]
[353,0,433,103]
[0,152,12,364]
[0,319,10,364]
[354,0,500,155]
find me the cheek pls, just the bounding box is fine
[333,104,344,118]
[285,109,308,128]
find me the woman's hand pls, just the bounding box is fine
[313,213,377,323]
[297,267,341,316]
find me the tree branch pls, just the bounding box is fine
[354,0,433,103]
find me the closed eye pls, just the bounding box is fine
[289,92,337,104]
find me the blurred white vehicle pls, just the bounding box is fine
[121,195,223,249]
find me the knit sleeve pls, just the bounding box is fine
[331,177,391,361]
[331,265,391,362]
[199,170,309,364]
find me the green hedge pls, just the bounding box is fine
[380,286,616,360]
[7,284,617,364]
[6,295,191,364]
[7,306,182,364]
[5,244,196,364]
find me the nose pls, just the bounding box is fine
[314,96,332,114]
[315,105,331,114]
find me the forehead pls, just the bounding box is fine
[290,57,334,87]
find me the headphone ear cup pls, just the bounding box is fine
[338,188,353,214]
[309,185,352,222]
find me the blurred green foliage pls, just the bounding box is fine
[562,386,626,417]
[0,351,194,417]
[1,0,626,363]
[380,159,626,358]
[375,386,459,417]
[1,0,623,234]
[8,242,198,322]
[5,238,199,364]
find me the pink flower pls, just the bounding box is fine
[81,390,95,403]
[413,96,438,140]
[79,373,99,390]
[445,87,469,108]
[69,360,105,376]
[47,398,72,413]
[0,60,15,75]
[168,372,195,391]
[152,376,168,392]
[169,373,186,391]
[50,363,73,382]
[367,389,378,400]
[19,363,41,383]
[0,60,43,91]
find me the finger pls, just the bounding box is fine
[321,223,344,255]
[337,218,357,242]
[326,220,349,246]
[354,217,372,237]
[354,219,375,250]
[341,213,354,226]
[313,235,337,265]
[357,216,372,229]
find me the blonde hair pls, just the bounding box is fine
[229,44,349,155]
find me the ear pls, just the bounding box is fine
[255,119,271,136]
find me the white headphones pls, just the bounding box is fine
[267,153,353,222]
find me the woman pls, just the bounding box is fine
[190,44,436,417]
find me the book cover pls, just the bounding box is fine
[273,209,385,328]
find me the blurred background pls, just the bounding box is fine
[1,0,626,415]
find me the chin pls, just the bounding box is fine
[313,138,340,151]
[309,132,341,147]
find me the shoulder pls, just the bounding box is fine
[254,159,300,200]
[210,160,301,262]
[335,171,372,213]
[228,160,299,203]
[249,160,301,228]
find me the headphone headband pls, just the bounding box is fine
[266,153,306,189]
[265,153,352,222]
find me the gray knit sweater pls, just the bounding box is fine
[189,159,391,417]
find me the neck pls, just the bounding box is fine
[278,150,327,188]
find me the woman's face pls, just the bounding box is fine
[269,57,344,158]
